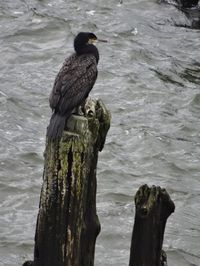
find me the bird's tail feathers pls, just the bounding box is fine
[46,113,70,141]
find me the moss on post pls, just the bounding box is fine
[24,98,110,266]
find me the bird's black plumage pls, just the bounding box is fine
[47,32,99,140]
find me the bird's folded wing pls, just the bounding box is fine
[49,54,97,115]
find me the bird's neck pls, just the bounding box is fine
[75,44,99,63]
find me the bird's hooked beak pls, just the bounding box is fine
[88,38,107,45]
[97,38,108,43]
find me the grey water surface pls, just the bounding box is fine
[0,0,200,265]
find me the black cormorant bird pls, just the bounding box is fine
[47,32,106,140]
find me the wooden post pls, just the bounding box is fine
[23,98,110,266]
[129,184,175,266]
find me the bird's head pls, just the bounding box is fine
[74,32,107,53]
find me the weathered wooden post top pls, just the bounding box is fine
[129,184,175,266]
[23,98,110,266]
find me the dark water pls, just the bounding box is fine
[0,0,200,265]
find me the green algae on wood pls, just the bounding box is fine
[28,98,110,266]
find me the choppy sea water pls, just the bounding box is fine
[0,0,200,265]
